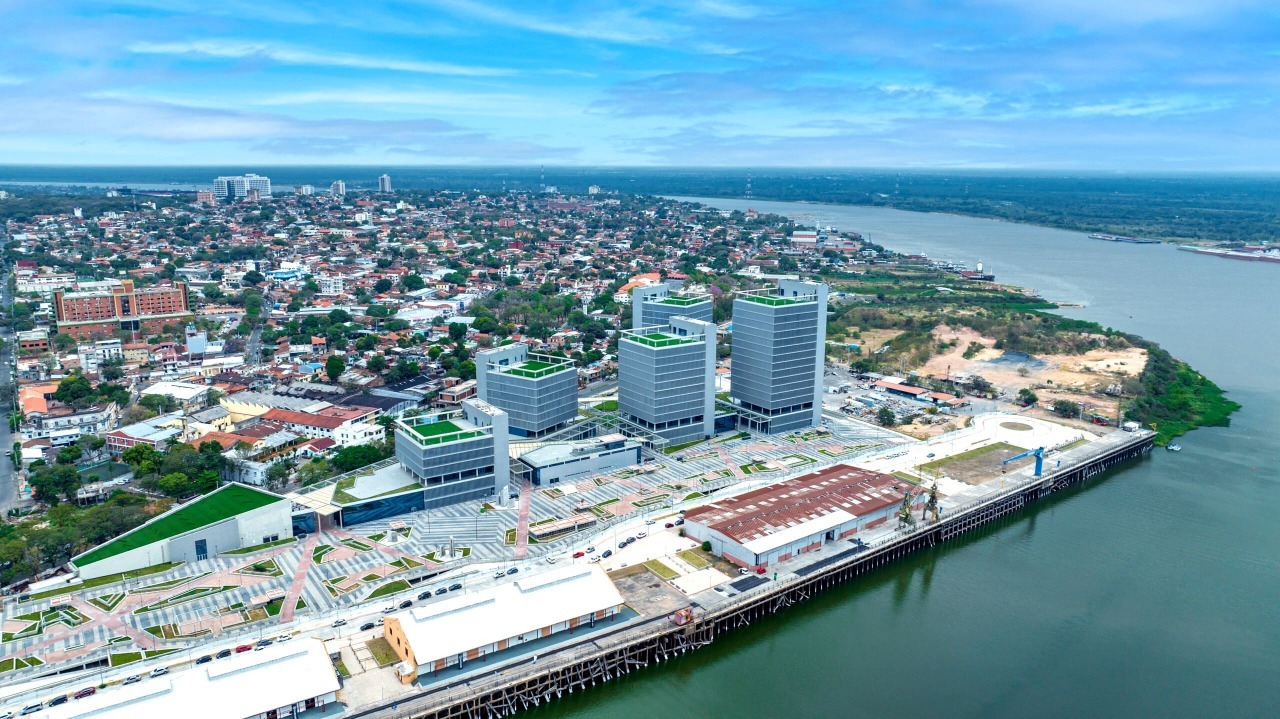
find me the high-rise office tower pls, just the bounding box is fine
[378,174,392,193]
[729,280,828,434]
[632,284,714,330]
[617,316,717,444]
[476,343,578,437]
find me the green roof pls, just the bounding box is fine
[406,419,484,446]
[627,332,697,348]
[656,295,707,306]
[74,484,284,567]
[498,359,573,379]
[740,293,810,306]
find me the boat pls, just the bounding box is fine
[1178,245,1280,264]
[1089,233,1159,244]
[1166,444,1182,452]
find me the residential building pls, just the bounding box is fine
[21,402,119,447]
[631,284,713,330]
[212,173,272,199]
[729,280,828,434]
[317,274,345,295]
[378,174,392,192]
[15,273,76,296]
[140,380,210,409]
[259,408,383,447]
[383,564,624,682]
[393,399,509,508]
[476,343,578,437]
[330,180,346,196]
[617,317,716,444]
[104,411,185,456]
[52,279,193,339]
[16,328,50,353]
[76,338,123,376]
[682,463,921,571]
[519,433,641,486]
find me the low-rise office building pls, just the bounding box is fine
[384,564,626,682]
[394,399,510,508]
[682,463,921,571]
[519,433,642,486]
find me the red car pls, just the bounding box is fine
[235,644,253,653]
[572,551,585,559]
[74,687,96,700]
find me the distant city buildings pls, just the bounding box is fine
[212,173,271,200]
[476,343,578,437]
[618,316,717,444]
[295,184,314,195]
[330,180,347,197]
[729,280,828,434]
[196,189,216,205]
[378,174,392,193]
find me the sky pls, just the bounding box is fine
[0,0,1277,169]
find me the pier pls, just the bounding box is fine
[345,429,1154,719]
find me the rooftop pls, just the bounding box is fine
[73,484,286,567]
[389,564,625,669]
[654,294,709,306]
[495,358,574,379]
[625,332,698,348]
[402,418,485,446]
[738,293,810,306]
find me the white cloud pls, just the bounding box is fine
[126,40,513,76]
[424,0,678,45]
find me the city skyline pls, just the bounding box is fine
[1,1,1277,170]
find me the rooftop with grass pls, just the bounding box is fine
[655,294,710,306]
[494,357,574,379]
[398,417,486,447]
[738,292,814,306]
[624,331,699,348]
[74,484,285,568]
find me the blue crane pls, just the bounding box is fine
[1002,447,1046,477]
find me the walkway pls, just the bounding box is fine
[279,533,319,623]
[513,481,532,559]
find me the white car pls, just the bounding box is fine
[545,556,557,564]
[275,634,292,642]
[588,555,601,563]
[637,531,647,538]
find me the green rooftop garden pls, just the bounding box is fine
[628,332,697,348]
[740,293,810,306]
[74,485,283,568]
[500,359,572,379]
[406,419,484,446]
[656,295,707,306]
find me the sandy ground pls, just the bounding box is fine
[921,325,1146,403]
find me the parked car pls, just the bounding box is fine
[585,546,595,554]
[331,619,347,628]
[398,600,413,609]
[588,556,601,563]
[255,639,273,647]
[448,583,462,592]
[1,710,13,719]
[618,541,627,549]
[546,556,557,563]
[215,649,233,659]
[675,519,685,526]
[360,622,376,631]
[46,696,67,707]
[122,675,142,685]
[664,522,674,529]
[20,703,42,715]
[435,587,448,596]
[195,655,213,665]
[235,644,253,653]
[601,550,613,559]
[276,633,292,642]
[572,551,585,559]
[418,591,432,601]
[149,666,169,677]
[494,570,506,579]
[381,605,396,614]
[376,617,385,626]
[637,531,647,538]
[645,519,655,525]
[73,688,96,700]
[506,567,518,575]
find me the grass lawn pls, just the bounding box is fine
[333,478,418,505]
[133,585,236,614]
[0,656,43,673]
[89,593,126,612]
[295,598,308,611]
[664,438,708,454]
[365,637,400,666]
[367,532,386,542]
[313,544,334,563]
[683,491,705,501]
[75,484,283,568]
[341,538,373,552]
[389,557,422,570]
[237,559,283,577]
[222,537,296,555]
[20,562,183,603]
[644,560,679,580]
[334,660,351,678]
[361,573,382,582]
[678,549,712,569]
[134,571,211,594]
[595,399,618,412]
[368,579,411,599]
[918,442,1026,474]
[407,420,483,446]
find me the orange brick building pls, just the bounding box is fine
[53,280,193,339]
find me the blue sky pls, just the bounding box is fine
[0,0,1277,169]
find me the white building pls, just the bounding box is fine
[38,639,340,719]
[140,380,210,409]
[15,273,76,296]
[379,174,392,192]
[519,434,641,486]
[296,184,315,195]
[77,338,123,375]
[330,180,346,196]
[317,274,345,296]
[212,173,272,199]
[383,564,625,680]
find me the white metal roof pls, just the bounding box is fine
[393,564,625,668]
[739,509,856,556]
[35,639,339,719]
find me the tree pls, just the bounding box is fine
[54,374,93,404]
[121,443,160,470]
[367,355,387,373]
[1052,399,1082,417]
[100,357,125,381]
[266,462,292,488]
[242,270,265,286]
[366,304,391,318]
[327,309,352,324]
[202,282,223,301]
[876,406,896,426]
[296,458,332,486]
[373,278,393,294]
[448,322,467,343]
[29,464,81,504]
[330,444,391,472]
[139,393,178,414]
[157,472,193,497]
[326,354,346,382]
[1017,388,1039,407]
[401,274,425,291]
[56,444,83,465]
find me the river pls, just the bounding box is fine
[533,198,1280,719]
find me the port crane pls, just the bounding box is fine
[1002,447,1046,477]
